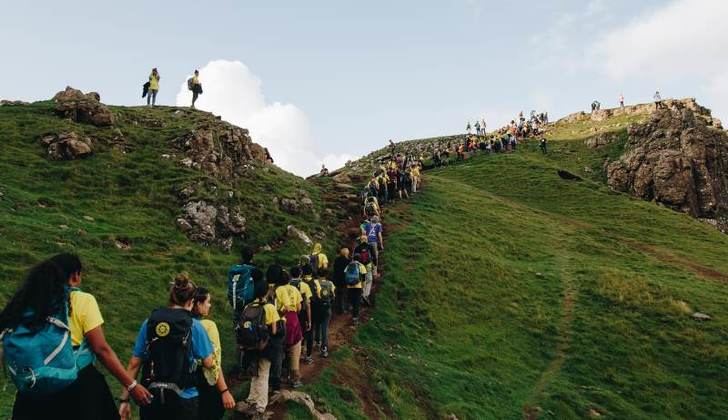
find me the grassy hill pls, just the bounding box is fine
[302,112,728,419]
[1,99,727,419]
[0,101,341,417]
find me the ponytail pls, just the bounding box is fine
[169,273,197,306]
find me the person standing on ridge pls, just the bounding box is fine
[147,68,160,107]
[190,70,202,108]
[654,90,663,110]
[619,93,625,108]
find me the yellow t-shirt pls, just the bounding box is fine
[192,75,200,85]
[149,73,160,90]
[347,262,367,289]
[200,319,221,386]
[255,300,280,325]
[313,253,329,270]
[69,290,104,347]
[275,284,303,312]
[295,279,313,302]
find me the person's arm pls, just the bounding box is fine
[119,356,146,420]
[378,232,384,250]
[215,367,235,409]
[306,297,312,330]
[86,327,152,404]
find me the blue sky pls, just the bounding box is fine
[2,0,725,175]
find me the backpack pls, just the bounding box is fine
[187,78,194,91]
[289,279,309,314]
[309,254,320,276]
[235,302,269,351]
[141,308,195,392]
[227,264,255,311]
[304,278,320,307]
[345,262,361,286]
[0,299,91,396]
[317,280,335,307]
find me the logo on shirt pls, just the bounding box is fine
[155,322,171,337]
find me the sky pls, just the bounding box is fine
[2,0,726,176]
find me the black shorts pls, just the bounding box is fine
[12,364,119,420]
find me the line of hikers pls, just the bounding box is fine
[0,162,396,420]
[141,68,203,108]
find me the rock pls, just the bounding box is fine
[260,244,272,252]
[266,390,336,420]
[176,201,245,250]
[0,99,30,106]
[557,170,582,181]
[287,225,312,246]
[585,132,618,148]
[180,201,218,243]
[114,237,131,250]
[300,197,314,208]
[607,101,728,229]
[280,198,300,214]
[52,86,114,126]
[82,215,94,222]
[59,224,69,230]
[332,172,352,184]
[335,183,356,191]
[40,132,94,160]
[161,154,171,159]
[692,312,712,321]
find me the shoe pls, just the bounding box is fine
[292,379,303,388]
[352,317,359,326]
[321,348,329,358]
[304,355,314,365]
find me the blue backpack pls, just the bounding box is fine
[227,264,255,311]
[345,262,361,286]
[1,296,93,396]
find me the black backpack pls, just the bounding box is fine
[317,280,335,307]
[235,302,270,351]
[141,308,195,392]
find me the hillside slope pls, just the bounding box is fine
[312,150,728,419]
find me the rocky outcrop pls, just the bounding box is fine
[176,200,246,251]
[606,100,728,230]
[585,132,620,148]
[172,122,267,180]
[40,132,94,160]
[53,86,114,126]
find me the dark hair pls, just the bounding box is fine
[192,287,210,316]
[170,273,197,306]
[241,246,254,264]
[353,253,361,262]
[302,264,312,276]
[266,264,283,285]
[317,267,329,278]
[0,260,68,330]
[290,266,302,279]
[47,253,82,280]
[252,269,267,299]
[276,270,290,287]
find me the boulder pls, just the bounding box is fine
[53,86,114,126]
[607,101,728,229]
[332,172,352,184]
[177,200,246,250]
[280,198,300,214]
[585,132,619,148]
[287,225,312,246]
[40,132,94,160]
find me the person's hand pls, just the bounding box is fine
[222,390,236,409]
[306,322,312,332]
[130,384,153,406]
[119,402,132,420]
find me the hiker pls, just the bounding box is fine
[619,93,625,108]
[192,287,236,420]
[264,148,274,164]
[466,121,471,134]
[389,139,396,155]
[190,70,202,108]
[363,215,384,272]
[345,254,368,324]
[332,247,351,315]
[289,266,314,365]
[312,268,335,358]
[274,270,304,388]
[411,164,421,193]
[654,90,664,110]
[319,164,328,176]
[228,246,256,323]
[539,138,548,154]
[474,120,481,136]
[119,274,215,420]
[147,68,160,106]
[242,271,279,419]
[364,195,381,218]
[2,254,152,420]
[309,242,329,277]
[263,265,285,393]
[354,235,377,305]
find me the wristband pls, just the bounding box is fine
[117,398,129,404]
[220,388,229,395]
[127,380,138,392]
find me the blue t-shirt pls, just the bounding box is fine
[132,317,213,399]
[364,222,382,243]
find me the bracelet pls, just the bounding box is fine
[117,398,129,403]
[220,388,229,395]
[126,380,138,392]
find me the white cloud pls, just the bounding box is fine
[591,0,728,120]
[176,60,353,177]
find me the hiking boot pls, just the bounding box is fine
[303,355,314,365]
[321,348,329,358]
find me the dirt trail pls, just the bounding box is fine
[522,268,577,420]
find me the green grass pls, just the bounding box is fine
[310,148,728,419]
[0,103,339,417]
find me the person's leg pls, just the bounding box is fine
[147,90,152,106]
[321,307,331,354]
[248,357,271,413]
[192,91,198,108]
[289,340,302,386]
[176,396,200,420]
[350,287,362,320]
[152,90,157,106]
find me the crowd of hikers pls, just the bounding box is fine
[0,152,405,419]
